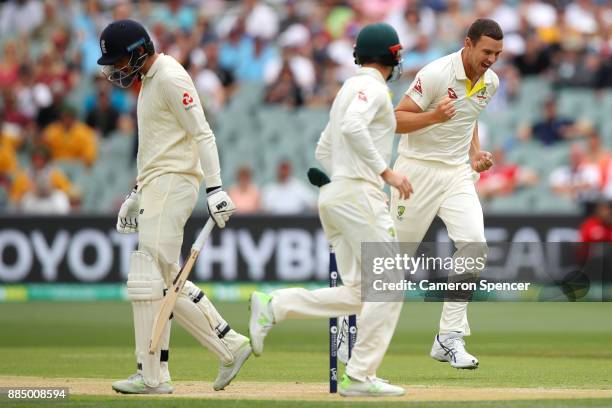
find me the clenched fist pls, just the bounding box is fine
[471,151,494,173]
[433,96,456,123]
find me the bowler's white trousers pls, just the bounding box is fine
[391,156,487,336]
[271,179,403,381]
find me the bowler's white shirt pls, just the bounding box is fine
[399,49,499,165]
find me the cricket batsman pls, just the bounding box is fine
[392,18,503,369]
[97,20,251,394]
[249,23,413,397]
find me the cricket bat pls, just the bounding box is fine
[148,217,216,354]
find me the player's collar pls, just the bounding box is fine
[356,67,386,84]
[452,48,494,85]
[144,53,164,78]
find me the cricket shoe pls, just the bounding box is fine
[430,333,479,369]
[213,339,253,391]
[112,373,173,394]
[339,374,405,397]
[249,291,275,356]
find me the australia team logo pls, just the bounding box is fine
[397,205,405,220]
[447,88,458,99]
[475,87,489,106]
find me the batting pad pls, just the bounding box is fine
[127,251,167,388]
[173,281,244,364]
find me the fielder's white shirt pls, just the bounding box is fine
[399,49,499,165]
[137,54,219,189]
[315,67,395,190]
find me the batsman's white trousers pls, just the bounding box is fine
[138,173,199,284]
[271,179,403,382]
[391,156,486,336]
[137,173,244,364]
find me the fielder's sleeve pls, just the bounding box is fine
[315,122,332,173]
[340,87,387,175]
[405,66,440,111]
[161,71,222,188]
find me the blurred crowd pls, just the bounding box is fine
[0,0,611,217]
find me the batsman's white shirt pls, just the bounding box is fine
[315,67,396,189]
[271,67,403,382]
[137,53,220,190]
[399,49,499,165]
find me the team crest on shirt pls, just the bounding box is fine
[182,92,196,110]
[397,205,405,219]
[474,87,489,106]
[413,78,423,96]
[357,90,368,102]
[447,88,458,99]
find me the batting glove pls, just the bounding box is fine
[116,187,139,234]
[207,188,236,228]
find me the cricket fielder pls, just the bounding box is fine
[393,18,503,369]
[249,23,413,397]
[97,20,251,394]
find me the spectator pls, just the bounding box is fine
[235,36,278,82]
[42,105,97,167]
[550,143,601,203]
[0,112,19,176]
[477,148,539,200]
[10,147,76,206]
[244,0,279,41]
[150,0,196,32]
[0,0,44,37]
[402,34,444,75]
[228,166,261,214]
[530,99,577,145]
[513,35,552,76]
[85,90,119,138]
[553,45,600,88]
[0,41,21,90]
[262,161,316,214]
[579,198,612,243]
[583,127,610,176]
[19,170,70,214]
[264,60,304,107]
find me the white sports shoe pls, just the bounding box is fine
[248,291,274,356]
[430,333,479,369]
[213,339,252,391]
[112,373,173,394]
[339,374,405,397]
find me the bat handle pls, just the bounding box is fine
[192,218,215,252]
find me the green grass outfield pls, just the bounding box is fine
[0,301,611,407]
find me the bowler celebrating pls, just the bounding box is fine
[393,18,503,369]
[97,20,251,394]
[249,23,412,397]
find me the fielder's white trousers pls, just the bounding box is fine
[391,156,486,336]
[271,179,403,382]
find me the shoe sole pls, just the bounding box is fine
[431,353,479,369]
[339,390,405,397]
[112,385,173,394]
[214,344,253,391]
